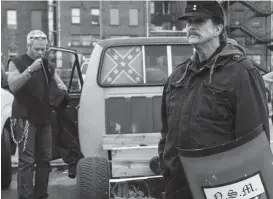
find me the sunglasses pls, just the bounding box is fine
[29,35,47,40]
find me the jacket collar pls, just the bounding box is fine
[189,40,246,70]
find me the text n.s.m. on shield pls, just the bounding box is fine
[202,172,268,199]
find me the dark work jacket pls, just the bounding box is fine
[158,43,270,182]
[10,54,54,124]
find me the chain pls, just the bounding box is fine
[10,118,29,152]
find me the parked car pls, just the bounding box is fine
[1,64,14,189]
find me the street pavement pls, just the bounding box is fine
[1,166,77,199]
[2,120,273,199]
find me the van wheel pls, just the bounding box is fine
[75,157,110,199]
[1,128,12,189]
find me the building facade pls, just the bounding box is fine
[1,1,272,71]
[1,1,48,68]
[58,1,147,60]
[150,1,272,71]
[223,1,272,71]
[58,1,100,59]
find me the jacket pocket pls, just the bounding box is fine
[197,83,233,121]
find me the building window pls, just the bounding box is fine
[31,11,42,30]
[245,37,256,45]
[232,10,244,25]
[252,21,261,28]
[162,1,171,15]
[71,8,80,24]
[7,10,17,29]
[129,9,139,26]
[110,9,119,25]
[150,2,155,14]
[91,8,100,25]
[70,35,100,47]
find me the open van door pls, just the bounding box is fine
[46,46,84,176]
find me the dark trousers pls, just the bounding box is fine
[15,119,52,199]
[164,168,193,199]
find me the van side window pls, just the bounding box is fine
[171,45,192,70]
[145,45,168,84]
[100,46,144,85]
[99,44,192,86]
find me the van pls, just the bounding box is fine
[76,37,192,199]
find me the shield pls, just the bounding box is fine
[178,125,273,199]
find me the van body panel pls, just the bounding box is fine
[78,44,108,157]
[79,37,192,158]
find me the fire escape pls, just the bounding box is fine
[225,1,273,44]
[223,1,273,72]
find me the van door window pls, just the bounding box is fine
[48,49,82,92]
[171,45,193,70]
[145,45,168,84]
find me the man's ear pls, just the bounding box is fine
[215,24,224,36]
[27,42,32,49]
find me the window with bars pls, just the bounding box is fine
[91,8,100,25]
[129,9,139,26]
[71,8,80,24]
[7,10,17,29]
[110,9,119,25]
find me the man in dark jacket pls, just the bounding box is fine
[8,30,67,199]
[158,1,270,199]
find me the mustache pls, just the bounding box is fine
[187,29,200,36]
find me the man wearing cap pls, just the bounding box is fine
[8,30,67,199]
[158,1,270,199]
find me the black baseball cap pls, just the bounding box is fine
[178,1,224,24]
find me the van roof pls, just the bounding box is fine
[97,37,189,48]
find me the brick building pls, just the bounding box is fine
[150,1,186,31]
[59,1,148,60]
[1,1,48,68]
[58,1,100,59]
[222,1,273,71]
[1,1,272,70]
[151,1,273,71]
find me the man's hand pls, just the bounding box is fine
[29,58,43,72]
